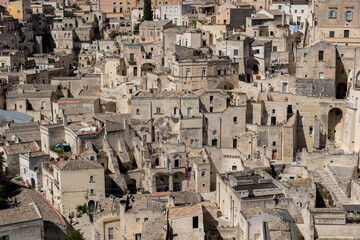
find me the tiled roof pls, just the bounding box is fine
[0,205,41,225]
[3,142,40,155]
[55,159,103,170]
[168,203,202,219]
[170,191,201,205]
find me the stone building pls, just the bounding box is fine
[295,41,337,98]
[42,159,105,219]
[0,205,44,240]
[314,0,360,46]
[19,151,48,190]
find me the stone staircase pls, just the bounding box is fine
[318,168,351,205]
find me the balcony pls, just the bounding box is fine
[128,60,137,65]
[43,163,54,175]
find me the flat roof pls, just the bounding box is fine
[0,110,33,123]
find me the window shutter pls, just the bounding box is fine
[328,11,331,18]
[351,11,354,20]
[319,12,321,20]
[344,11,346,20]
[334,10,337,18]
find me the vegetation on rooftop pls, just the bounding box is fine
[64,11,76,18]
[70,3,82,10]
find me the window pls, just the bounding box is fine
[233,49,238,56]
[233,139,237,148]
[255,49,260,54]
[136,109,140,115]
[287,105,292,114]
[0,236,9,240]
[212,139,218,146]
[150,31,153,36]
[329,31,335,38]
[136,218,140,222]
[328,9,337,19]
[23,168,26,174]
[144,218,148,222]
[318,51,324,61]
[193,216,199,228]
[272,109,275,114]
[232,166,237,170]
[273,46,277,52]
[319,72,324,79]
[187,107,193,116]
[309,126,313,136]
[209,107,213,112]
[344,30,349,38]
[174,159,179,167]
[233,117,237,123]
[90,189,95,195]
[202,69,206,76]
[135,234,141,240]
[90,175,95,182]
[305,74,308,78]
[273,141,276,146]
[108,228,114,240]
[155,158,159,166]
[282,82,288,93]
[186,69,190,77]
[201,170,206,176]
[218,69,221,75]
[156,107,160,113]
[210,96,213,103]
[344,10,354,21]
[130,53,134,62]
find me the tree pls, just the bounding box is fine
[143,0,153,21]
[64,228,84,240]
[70,3,82,10]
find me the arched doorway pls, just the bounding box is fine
[216,81,234,90]
[127,179,137,194]
[88,200,95,213]
[141,63,155,76]
[155,174,169,192]
[31,178,35,188]
[336,83,347,99]
[328,108,343,143]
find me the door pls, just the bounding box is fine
[134,67,137,77]
[233,139,237,149]
[31,178,36,188]
[212,139,218,147]
[271,117,276,125]
[344,30,349,38]
[272,150,277,160]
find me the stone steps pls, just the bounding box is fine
[318,169,350,204]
